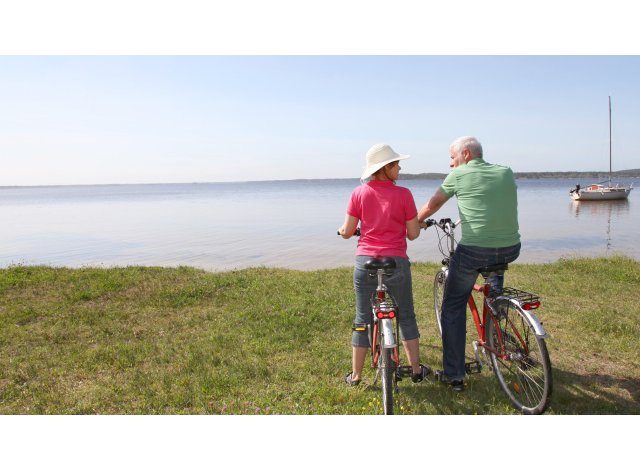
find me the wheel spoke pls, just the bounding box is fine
[487,299,552,414]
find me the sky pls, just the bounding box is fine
[1,2,639,187]
[2,55,639,186]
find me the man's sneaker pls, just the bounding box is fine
[437,371,465,392]
[449,379,465,392]
[344,371,361,386]
[411,364,432,383]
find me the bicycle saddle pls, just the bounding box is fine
[477,263,508,277]
[364,257,397,271]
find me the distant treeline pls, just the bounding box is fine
[400,169,640,180]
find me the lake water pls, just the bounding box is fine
[1,178,638,271]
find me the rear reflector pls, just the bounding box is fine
[522,302,540,310]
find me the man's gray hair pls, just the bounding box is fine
[451,136,483,158]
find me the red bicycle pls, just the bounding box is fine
[427,218,552,414]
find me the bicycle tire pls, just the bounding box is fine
[433,269,447,336]
[486,298,552,414]
[380,347,394,415]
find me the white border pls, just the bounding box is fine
[0,1,637,54]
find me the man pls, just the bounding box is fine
[418,136,521,392]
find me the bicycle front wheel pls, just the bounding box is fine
[486,299,552,414]
[433,269,447,336]
[380,347,394,415]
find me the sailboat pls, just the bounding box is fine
[570,96,633,201]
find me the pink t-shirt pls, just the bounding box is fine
[346,180,418,258]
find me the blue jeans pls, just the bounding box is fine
[441,243,521,380]
[352,256,420,348]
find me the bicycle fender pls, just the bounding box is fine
[380,319,396,348]
[505,298,548,338]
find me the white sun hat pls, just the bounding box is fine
[361,143,410,180]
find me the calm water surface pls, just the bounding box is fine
[1,178,638,271]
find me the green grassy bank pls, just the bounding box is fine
[1,257,638,414]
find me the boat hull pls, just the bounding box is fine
[571,186,632,201]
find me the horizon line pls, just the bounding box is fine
[2,169,639,189]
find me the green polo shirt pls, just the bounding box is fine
[440,158,520,248]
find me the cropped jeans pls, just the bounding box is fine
[441,243,521,381]
[352,256,420,348]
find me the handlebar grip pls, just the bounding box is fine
[337,227,361,236]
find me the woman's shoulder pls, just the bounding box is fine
[350,183,367,196]
[395,184,413,192]
[394,184,415,197]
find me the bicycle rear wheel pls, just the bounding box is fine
[433,269,447,336]
[486,299,552,414]
[380,347,394,415]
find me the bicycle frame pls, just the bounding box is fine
[429,217,547,359]
[467,283,510,359]
[369,269,399,370]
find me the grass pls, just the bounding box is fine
[0,256,638,414]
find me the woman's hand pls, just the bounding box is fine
[339,214,359,239]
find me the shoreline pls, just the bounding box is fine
[2,171,640,189]
[2,254,638,274]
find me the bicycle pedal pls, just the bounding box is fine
[465,361,482,374]
[396,365,413,379]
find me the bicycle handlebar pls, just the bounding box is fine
[339,219,458,237]
[424,218,461,230]
[425,217,461,260]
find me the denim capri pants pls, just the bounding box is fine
[352,255,420,348]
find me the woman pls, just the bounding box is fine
[338,143,429,385]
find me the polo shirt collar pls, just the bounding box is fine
[368,179,395,186]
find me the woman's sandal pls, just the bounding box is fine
[344,371,361,386]
[411,364,432,383]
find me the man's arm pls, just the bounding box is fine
[418,189,450,224]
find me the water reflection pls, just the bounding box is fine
[569,199,631,253]
[570,199,630,217]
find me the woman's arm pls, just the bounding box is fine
[338,214,359,239]
[406,216,420,240]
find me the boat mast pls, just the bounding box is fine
[609,95,612,185]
